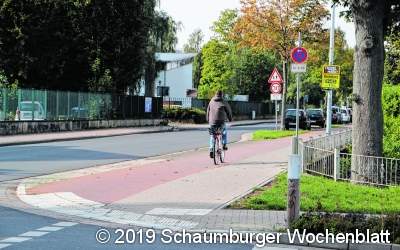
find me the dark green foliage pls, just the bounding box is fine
[291,213,400,244]
[0,0,163,93]
[382,85,400,158]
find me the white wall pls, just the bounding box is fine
[155,63,193,98]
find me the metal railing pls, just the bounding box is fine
[0,87,162,121]
[299,128,400,186]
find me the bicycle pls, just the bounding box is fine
[209,125,225,165]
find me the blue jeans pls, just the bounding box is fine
[209,124,227,151]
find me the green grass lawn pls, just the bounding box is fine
[230,173,400,214]
[252,130,305,140]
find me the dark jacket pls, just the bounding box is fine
[206,95,233,125]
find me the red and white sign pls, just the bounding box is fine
[268,67,283,84]
[270,83,282,94]
[291,47,308,64]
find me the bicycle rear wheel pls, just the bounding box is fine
[219,136,225,163]
[213,137,219,165]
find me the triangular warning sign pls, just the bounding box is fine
[268,67,283,84]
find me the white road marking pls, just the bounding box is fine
[52,222,78,227]
[253,247,298,250]
[0,237,31,243]
[36,226,63,232]
[146,208,212,216]
[19,231,49,237]
[0,220,78,249]
[19,191,198,230]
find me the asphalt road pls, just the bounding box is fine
[0,206,326,250]
[0,123,276,182]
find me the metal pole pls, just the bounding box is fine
[326,3,336,135]
[295,32,302,152]
[275,100,278,130]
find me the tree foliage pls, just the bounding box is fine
[234,0,329,60]
[183,29,204,53]
[0,0,178,94]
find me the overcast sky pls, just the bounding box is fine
[159,0,355,50]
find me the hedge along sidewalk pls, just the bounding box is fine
[230,172,400,214]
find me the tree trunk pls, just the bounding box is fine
[351,1,386,182]
[280,60,288,130]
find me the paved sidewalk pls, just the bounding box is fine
[14,130,323,233]
[0,126,172,147]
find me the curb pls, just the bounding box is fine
[0,126,174,147]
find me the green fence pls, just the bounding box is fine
[0,88,162,121]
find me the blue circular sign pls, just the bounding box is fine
[291,47,308,64]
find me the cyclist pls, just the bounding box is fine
[206,90,233,158]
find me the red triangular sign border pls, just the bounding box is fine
[268,67,283,84]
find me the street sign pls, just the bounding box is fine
[145,97,152,113]
[321,65,341,89]
[291,47,308,64]
[270,83,282,94]
[291,63,307,73]
[271,93,282,101]
[268,67,283,84]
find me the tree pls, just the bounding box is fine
[183,29,204,53]
[198,40,236,99]
[335,0,399,182]
[233,0,329,129]
[384,28,400,85]
[0,0,169,94]
[145,10,181,96]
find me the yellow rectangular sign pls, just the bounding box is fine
[321,65,340,89]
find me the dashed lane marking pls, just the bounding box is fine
[0,221,78,249]
[36,226,63,232]
[0,244,11,249]
[146,208,212,216]
[19,231,49,237]
[0,237,31,243]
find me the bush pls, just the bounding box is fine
[382,85,400,158]
[291,213,400,244]
[162,107,206,124]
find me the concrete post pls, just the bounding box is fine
[288,154,301,225]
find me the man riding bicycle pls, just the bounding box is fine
[206,90,233,158]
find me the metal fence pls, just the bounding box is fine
[0,88,162,121]
[162,97,274,117]
[299,129,400,186]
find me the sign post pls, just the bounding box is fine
[268,67,283,130]
[326,3,336,135]
[288,33,308,226]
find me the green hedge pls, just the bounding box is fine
[163,107,206,124]
[383,85,400,158]
[291,213,400,244]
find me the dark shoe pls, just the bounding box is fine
[209,151,214,158]
[223,144,228,150]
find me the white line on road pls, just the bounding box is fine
[0,237,31,243]
[146,208,212,216]
[0,221,78,249]
[52,222,78,227]
[36,226,63,232]
[19,231,49,237]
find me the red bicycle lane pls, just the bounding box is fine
[27,132,319,204]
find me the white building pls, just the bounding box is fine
[138,53,197,100]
